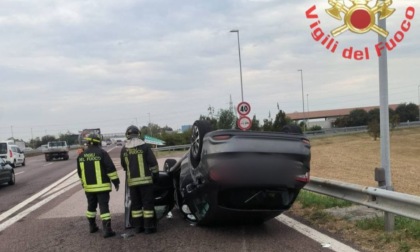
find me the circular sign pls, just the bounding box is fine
[237,101,251,116]
[237,116,252,131]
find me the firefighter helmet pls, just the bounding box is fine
[125,125,141,139]
[85,134,101,145]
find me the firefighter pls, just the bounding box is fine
[77,134,120,238]
[120,125,159,234]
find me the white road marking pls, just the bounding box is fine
[0,170,77,224]
[43,163,54,167]
[276,215,360,252]
[14,172,24,175]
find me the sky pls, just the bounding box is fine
[0,0,419,141]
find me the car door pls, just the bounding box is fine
[123,171,175,228]
[11,147,22,164]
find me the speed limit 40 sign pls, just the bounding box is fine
[237,101,251,116]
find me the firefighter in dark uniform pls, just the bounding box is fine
[120,125,159,234]
[77,134,120,238]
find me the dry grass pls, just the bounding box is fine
[290,127,420,252]
[310,127,420,196]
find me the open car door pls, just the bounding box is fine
[124,171,175,228]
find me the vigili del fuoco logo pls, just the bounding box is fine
[305,0,415,60]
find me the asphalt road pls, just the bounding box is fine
[0,146,361,252]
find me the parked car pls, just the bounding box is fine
[124,121,310,227]
[0,141,26,167]
[0,158,15,186]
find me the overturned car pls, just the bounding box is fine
[125,120,311,227]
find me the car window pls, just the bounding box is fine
[0,143,6,154]
[11,146,17,152]
[17,147,22,153]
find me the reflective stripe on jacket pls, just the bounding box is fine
[120,143,158,187]
[77,146,120,193]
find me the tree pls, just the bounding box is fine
[251,115,260,131]
[333,116,349,127]
[199,115,218,130]
[367,120,380,140]
[395,103,419,122]
[41,135,56,145]
[348,109,369,126]
[262,118,273,131]
[217,108,236,129]
[58,132,79,145]
[272,110,291,131]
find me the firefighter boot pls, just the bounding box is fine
[88,218,99,233]
[102,220,116,238]
[144,215,157,234]
[133,217,144,234]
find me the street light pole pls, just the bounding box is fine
[418,85,420,121]
[230,29,244,102]
[307,93,309,118]
[298,69,305,124]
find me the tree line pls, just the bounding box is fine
[10,102,419,148]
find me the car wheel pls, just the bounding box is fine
[12,160,16,168]
[22,159,26,166]
[164,159,177,172]
[8,172,15,185]
[190,120,213,168]
[281,124,303,134]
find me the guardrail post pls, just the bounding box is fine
[375,167,395,232]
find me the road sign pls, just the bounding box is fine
[237,101,251,116]
[237,116,252,131]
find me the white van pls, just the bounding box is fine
[0,141,26,167]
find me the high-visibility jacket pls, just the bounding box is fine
[120,138,158,187]
[77,145,120,193]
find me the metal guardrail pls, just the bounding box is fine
[304,177,420,221]
[155,144,190,151]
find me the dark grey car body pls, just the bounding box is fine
[0,158,15,186]
[166,124,311,225]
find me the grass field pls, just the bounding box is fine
[309,127,420,196]
[290,127,420,252]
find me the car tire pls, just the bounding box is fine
[164,159,177,172]
[281,124,303,134]
[190,120,213,168]
[22,159,26,166]
[8,172,15,185]
[12,160,16,168]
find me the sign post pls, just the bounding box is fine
[237,101,252,131]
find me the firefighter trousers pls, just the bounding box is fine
[130,184,155,228]
[85,192,111,220]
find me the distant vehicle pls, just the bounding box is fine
[0,158,15,186]
[22,147,33,153]
[116,140,123,146]
[36,145,48,151]
[162,121,310,225]
[106,140,112,145]
[0,141,25,168]
[43,141,70,161]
